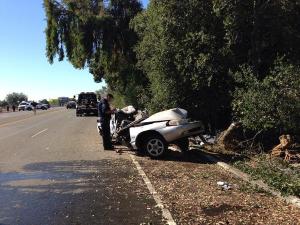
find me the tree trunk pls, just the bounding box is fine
[217,122,242,149]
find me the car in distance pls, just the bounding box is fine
[18,101,34,111]
[36,103,49,110]
[66,101,76,109]
[76,92,98,116]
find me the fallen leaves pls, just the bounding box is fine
[136,154,300,225]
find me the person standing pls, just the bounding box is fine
[98,94,115,150]
[31,101,37,115]
[12,105,16,112]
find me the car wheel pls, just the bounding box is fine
[144,135,167,158]
[173,137,189,152]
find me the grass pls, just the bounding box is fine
[234,155,300,197]
[238,182,272,195]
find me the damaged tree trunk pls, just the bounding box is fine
[216,122,242,150]
[271,135,293,157]
[271,135,300,163]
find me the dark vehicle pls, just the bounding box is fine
[66,101,76,109]
[76,92,98,116]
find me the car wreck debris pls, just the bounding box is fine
[271,135,300,163]
[217,181,232,191]
[97,107,204,158]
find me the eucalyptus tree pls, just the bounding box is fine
[44,0,146,106]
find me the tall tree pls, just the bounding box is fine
[213,0,300,77]
[44,0,146,107]
[132,0,232,131]
[0,100,8,107]
[5,93,28,106]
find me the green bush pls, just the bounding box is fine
[234,155,300,197]
[233,58,300,134]
[132,0,232,130]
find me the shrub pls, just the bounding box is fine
[234,155,300,197]
[233,58,300,134]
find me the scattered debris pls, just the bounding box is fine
[116,149,123,154]
[271,135,300,163]
[217,181,232,191]
[135,155,300,224]
[191,135,216,146]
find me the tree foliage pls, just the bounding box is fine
[0,100,8,107]
[213,0,300,77]
[132,0,232,131]
[48,98,59,106]
[44,0,146,107]
[45,0,300,135]
[39,99,50,105]
[5,93,28,106]
[95,86,108,98]
[233,58,300,134]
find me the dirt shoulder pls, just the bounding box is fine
[135,151,300,225]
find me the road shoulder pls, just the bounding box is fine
[133,150,300,225]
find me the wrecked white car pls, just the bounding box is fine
[98,108,204,158]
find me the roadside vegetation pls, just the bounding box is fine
[44,0,300,196]
[0,92,28,108]
[234,155,300,197]
[44,0,300,133]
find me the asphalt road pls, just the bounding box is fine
[0,109,163,225]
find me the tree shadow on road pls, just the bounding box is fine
[112,144,216,164]
[0,159,163,225]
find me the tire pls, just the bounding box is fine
[173,137,189,152]
[143,135,168,158]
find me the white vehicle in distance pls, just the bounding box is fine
[18,101,34,111]
[36,103,49,110]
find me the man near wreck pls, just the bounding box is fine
[98,94,115,150]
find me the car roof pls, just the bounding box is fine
[79,92,96,95]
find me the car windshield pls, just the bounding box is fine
[77,94,97,104]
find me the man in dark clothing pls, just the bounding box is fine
[98,94,115,150]
[31,101,38,115]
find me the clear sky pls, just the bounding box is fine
[0,0,149,101]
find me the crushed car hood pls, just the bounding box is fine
[142,108,187,123]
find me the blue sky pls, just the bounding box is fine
[0,0,149,101]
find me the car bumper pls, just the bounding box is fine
[77,108,98,114]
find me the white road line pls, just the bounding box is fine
[31,129,48,138]
[130,154,177,225]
